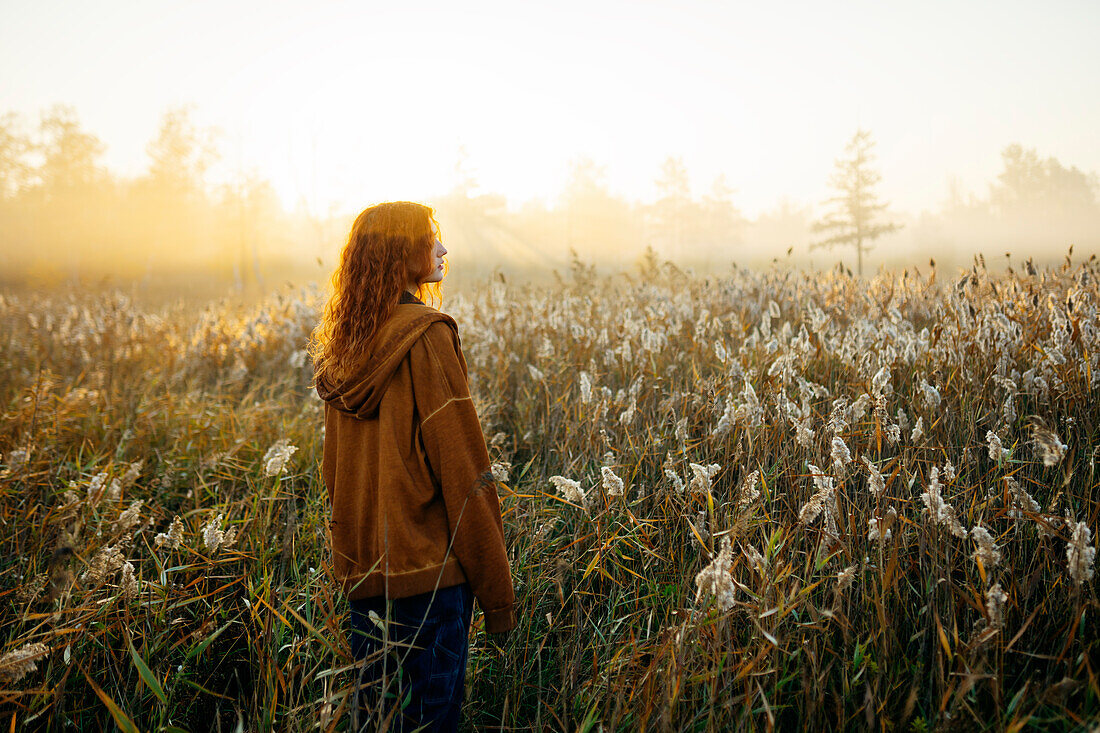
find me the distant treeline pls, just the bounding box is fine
[1,105,1098,293]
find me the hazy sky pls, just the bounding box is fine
[2,0,1098,219]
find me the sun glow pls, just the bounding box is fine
[1,0,1099,282]
[3,0,1096,219]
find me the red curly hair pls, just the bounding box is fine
[309,201,445,387]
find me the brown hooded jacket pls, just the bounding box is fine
[315,292,515,633]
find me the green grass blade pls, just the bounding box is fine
[186,620,233,660]
[82,670,141,733]
[129,640,167,704]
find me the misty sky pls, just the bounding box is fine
[2,0,1098,219]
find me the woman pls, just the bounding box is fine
[309,201,515,731]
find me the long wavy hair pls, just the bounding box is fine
[309,201,445,387]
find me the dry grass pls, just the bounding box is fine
[0,251,1097,731]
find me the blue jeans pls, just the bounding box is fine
[346,583,473,732]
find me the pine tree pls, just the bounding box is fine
[811,129,900,275]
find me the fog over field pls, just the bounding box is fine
[2,1,1099,301]
[1,109,1097,301]
[1,2,1098,730]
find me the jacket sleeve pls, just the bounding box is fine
[408,321,516,633]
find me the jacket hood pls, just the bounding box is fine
[314,302,456,419]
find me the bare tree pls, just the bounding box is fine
[811,128,900,275]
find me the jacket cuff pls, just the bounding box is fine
[483,604,516,634]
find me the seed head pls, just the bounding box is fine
[534,518,557,541]
[868,508,896,542]
[694,536,736,611]
[744,544,766,573]
[836,565,857,592]
[81,544,125,585]
[830,436,852,478]
[601,467,625,497]
[663,467,684,494]
[862,456,886,499]
[920,467,966,538]
[714,340,728,362]
[794,417,815,449]
[688,463,721,495]
[118,561,139,600]
[202,513,225,552]
[1005,477,1040,519]
[262,439,298,477]
[491,461,511,482]
[733,379,763,429]
[970,525,1002,567]
[712,398,735,437]
[641,328,665,353]
[736,470,760,509]
[222,525,239,548]
[86,471,109,505]
[985,583,1008,629]
[0,642,50,685]
[919,379,941,410]
[119,460,143,490]
[549,476,586,506]
[115,499,144,535]
[800,464,837,528]
[1066,521,1095,586]
[1030,421,1067,467]
[909,416,924,444]
[871,365,892,397]
[579,372,593,404]
[154,516,185,551]
[849,393,873,424]
[896,409,910,434]
[826,397,850,436]
[986,431,1010,462]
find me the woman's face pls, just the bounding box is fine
[420,236,448,283]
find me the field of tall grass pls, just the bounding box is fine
[0,250,1097,731]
